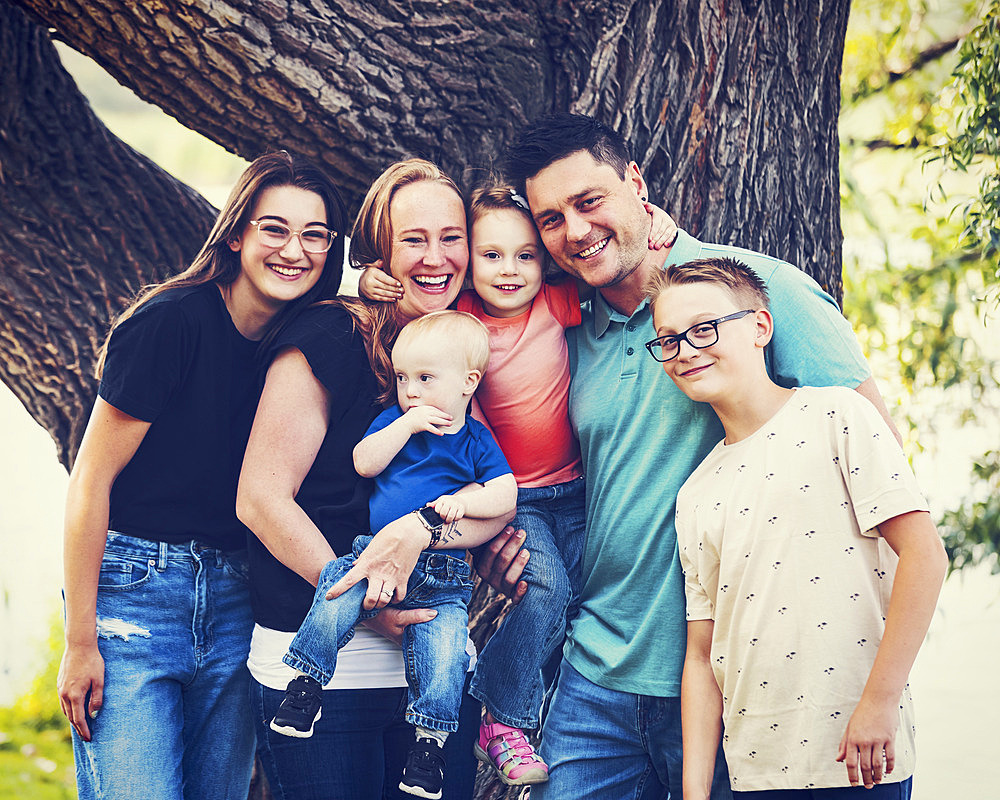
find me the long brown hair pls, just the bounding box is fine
[95,151,347,377]
[341,158,465,403]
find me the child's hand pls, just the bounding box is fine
[645,201,679,250]
[432,494,466,523]
[836,695,898,788]
[402,405,453,436]
[358,262,404,302]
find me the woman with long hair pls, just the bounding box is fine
[58,151,348,800]
[239,158,513,799]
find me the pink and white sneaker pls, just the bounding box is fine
[474,720,549,786]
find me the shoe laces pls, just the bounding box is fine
[283,678,319,711]
[491,728,543,765]
[410,739,446,772]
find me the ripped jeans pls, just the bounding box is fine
[70,531,256,800]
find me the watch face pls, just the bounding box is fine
[417,506,446,528]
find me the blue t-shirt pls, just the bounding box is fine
[564,230,872,697]
[365,405,512,535]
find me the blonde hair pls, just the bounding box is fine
[393,311,491,375]
[644,257,770,311]
[468,174,561,282]
[95,151,347,377]
[341,159,466,403]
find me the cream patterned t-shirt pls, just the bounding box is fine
[677,386,929,791]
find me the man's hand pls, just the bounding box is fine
[403,405,453,436]
[471,526,529,604]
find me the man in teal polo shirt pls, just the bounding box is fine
[498,113,898,799]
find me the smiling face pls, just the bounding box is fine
[526,150,651,296]
[388,181,469,322]
[228,184,328,314]
[650,281,769,405]
[392,331,480,420]
[470,208,544,318]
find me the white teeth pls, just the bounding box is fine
[413,275,449,287]
[270,264,305,277]
[495,284,522,291]
[578,238,609,258]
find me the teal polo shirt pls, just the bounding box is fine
[564,230,871,697]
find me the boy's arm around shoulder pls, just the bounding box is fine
[837,510,947,788]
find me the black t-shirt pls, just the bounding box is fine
[246,302,381,631]
[99,283,261,551]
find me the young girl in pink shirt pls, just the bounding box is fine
[362,177,674,787]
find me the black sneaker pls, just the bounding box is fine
[398,736,446,799]
[269,675,322,738]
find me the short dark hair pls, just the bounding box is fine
[503,113,631,190]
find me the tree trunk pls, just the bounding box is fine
[2,1,852,797]
[0,0,217,468]
[4,0,851,468]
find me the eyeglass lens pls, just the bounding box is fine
[254,221,334,253]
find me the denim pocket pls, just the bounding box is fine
[221,552,250,584]
[406,554,473,603]
[97,557,154,591]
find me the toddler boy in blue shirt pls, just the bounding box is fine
[270,310,516,800]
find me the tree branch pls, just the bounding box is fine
[846,31,969,104]
[0,0,216,468]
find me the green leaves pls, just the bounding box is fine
[842,0,1000,573]
[933,0,1000,258]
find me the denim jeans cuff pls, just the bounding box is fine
[466,683,539,730]
[405,711,459,733]
[281,652,332,685]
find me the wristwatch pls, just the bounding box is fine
[414,505,445,547]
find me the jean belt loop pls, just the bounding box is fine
[157,540,169,571]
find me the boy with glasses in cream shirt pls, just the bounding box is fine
[645,257,947,800]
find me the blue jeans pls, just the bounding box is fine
[468,476,585,729]
[71,532,255,800]
[251,675,480,800]
[284,535,473,732]
[533,660,732,800]
[734,779,912,799]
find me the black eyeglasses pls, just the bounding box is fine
[645,310,755,362]
[250,220,337,253]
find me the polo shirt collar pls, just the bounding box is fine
[591,228,700,338]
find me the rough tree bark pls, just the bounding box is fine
[1,0,852,796]
[3,0,852,468]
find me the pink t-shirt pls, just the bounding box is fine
[457,282,582,488]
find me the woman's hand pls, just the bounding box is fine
[471,526,530,604]
[57,641,105,742]
[361,607,438,645]
[358,261,404,302]
[326,513,428,610]
[60,398,150,743]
